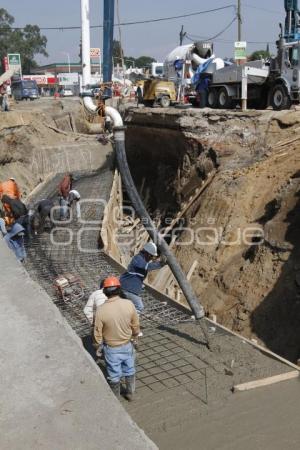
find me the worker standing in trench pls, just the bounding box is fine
[94,277,140,401]
[120,242,166,314]
[58,173,73,220]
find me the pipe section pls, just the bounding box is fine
[81,0,91,89]
[106,108,210,345]
[103,0,115,82]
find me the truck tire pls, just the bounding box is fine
[270,84,291,110]
[159,96,171,108]
[217,87,234,109]
[207,88,218,108]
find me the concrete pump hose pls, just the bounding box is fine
[113,126,211,349]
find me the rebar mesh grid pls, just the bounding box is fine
[25,169,210,398]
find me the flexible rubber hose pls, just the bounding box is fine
[113,127,211,347]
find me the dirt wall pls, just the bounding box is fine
[124,107,300,361]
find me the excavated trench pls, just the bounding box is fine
[1,100,299,447]
[124,106,300,363]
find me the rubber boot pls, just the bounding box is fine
[124,375,135,402]
[109,381,120,398]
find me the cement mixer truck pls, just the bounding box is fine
[163,1,300,111]
[163,41,226,106]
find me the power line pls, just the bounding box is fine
[185,15,237,42]
[243,4,283,15]
[0,5,236,32]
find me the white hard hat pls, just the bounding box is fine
[69,189,80,200]
[143,242,158,257]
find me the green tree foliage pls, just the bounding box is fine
[248,50,271,61]
[0,8,48,74]
[134,56,156,68]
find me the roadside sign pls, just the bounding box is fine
[90,48,101,58]
[7,53,22,76]
[234,41,247,60]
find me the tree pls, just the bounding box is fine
[248,50,271,61]
[134,56,157,68]
[0,8,48,74]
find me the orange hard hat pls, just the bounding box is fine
[103,276,121,289]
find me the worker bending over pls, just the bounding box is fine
[120,242,166,314]
[68,189,81,220]
[94,277,140,400]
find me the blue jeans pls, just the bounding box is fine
[103,342,135,383]
[0,218,7,236]
[4,234,26,261]
[59,197,69,220]
[122,289,144,314]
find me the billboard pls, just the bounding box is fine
[8,53,22,76]
[23,75,48,85]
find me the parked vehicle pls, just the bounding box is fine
[61,89,74,97]
[11,80,39,101]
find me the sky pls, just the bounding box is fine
[1,0,285,65]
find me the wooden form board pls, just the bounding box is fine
[233,370,299,392]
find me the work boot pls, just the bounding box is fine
[124,375,135,402]
[109,381,120,398]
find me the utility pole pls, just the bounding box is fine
[237,0,242,41]
[179,25,186,46]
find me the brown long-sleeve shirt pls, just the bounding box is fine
[94,295,140,347]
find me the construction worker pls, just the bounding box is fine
[58,173,73,220]
[30,199,54,234]
[120,242,166,314]
[94,276,140,400]
[84,279,107,325]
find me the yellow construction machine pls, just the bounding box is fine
[143,79,177,108]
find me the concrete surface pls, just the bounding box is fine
[0,239,157,450]
[152,378,300,450]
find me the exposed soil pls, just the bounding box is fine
[0,98,108,196]
[125,106,300,362]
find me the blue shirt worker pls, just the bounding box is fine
[120,242,166,314]
[94,277,140,401]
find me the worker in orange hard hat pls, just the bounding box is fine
[94,276,140,401]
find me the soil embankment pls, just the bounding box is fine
[0,98,112,196]
[125,107,300,361]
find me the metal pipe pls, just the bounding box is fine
[80,0,99,116]
[81,0,91,89]
[106,107,211,347]
[103,0,115,82]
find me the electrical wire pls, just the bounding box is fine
[243,4,283,15]
[0,5,236,32]
[185,15,237,43]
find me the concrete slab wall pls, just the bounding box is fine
[0,239,157,450]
